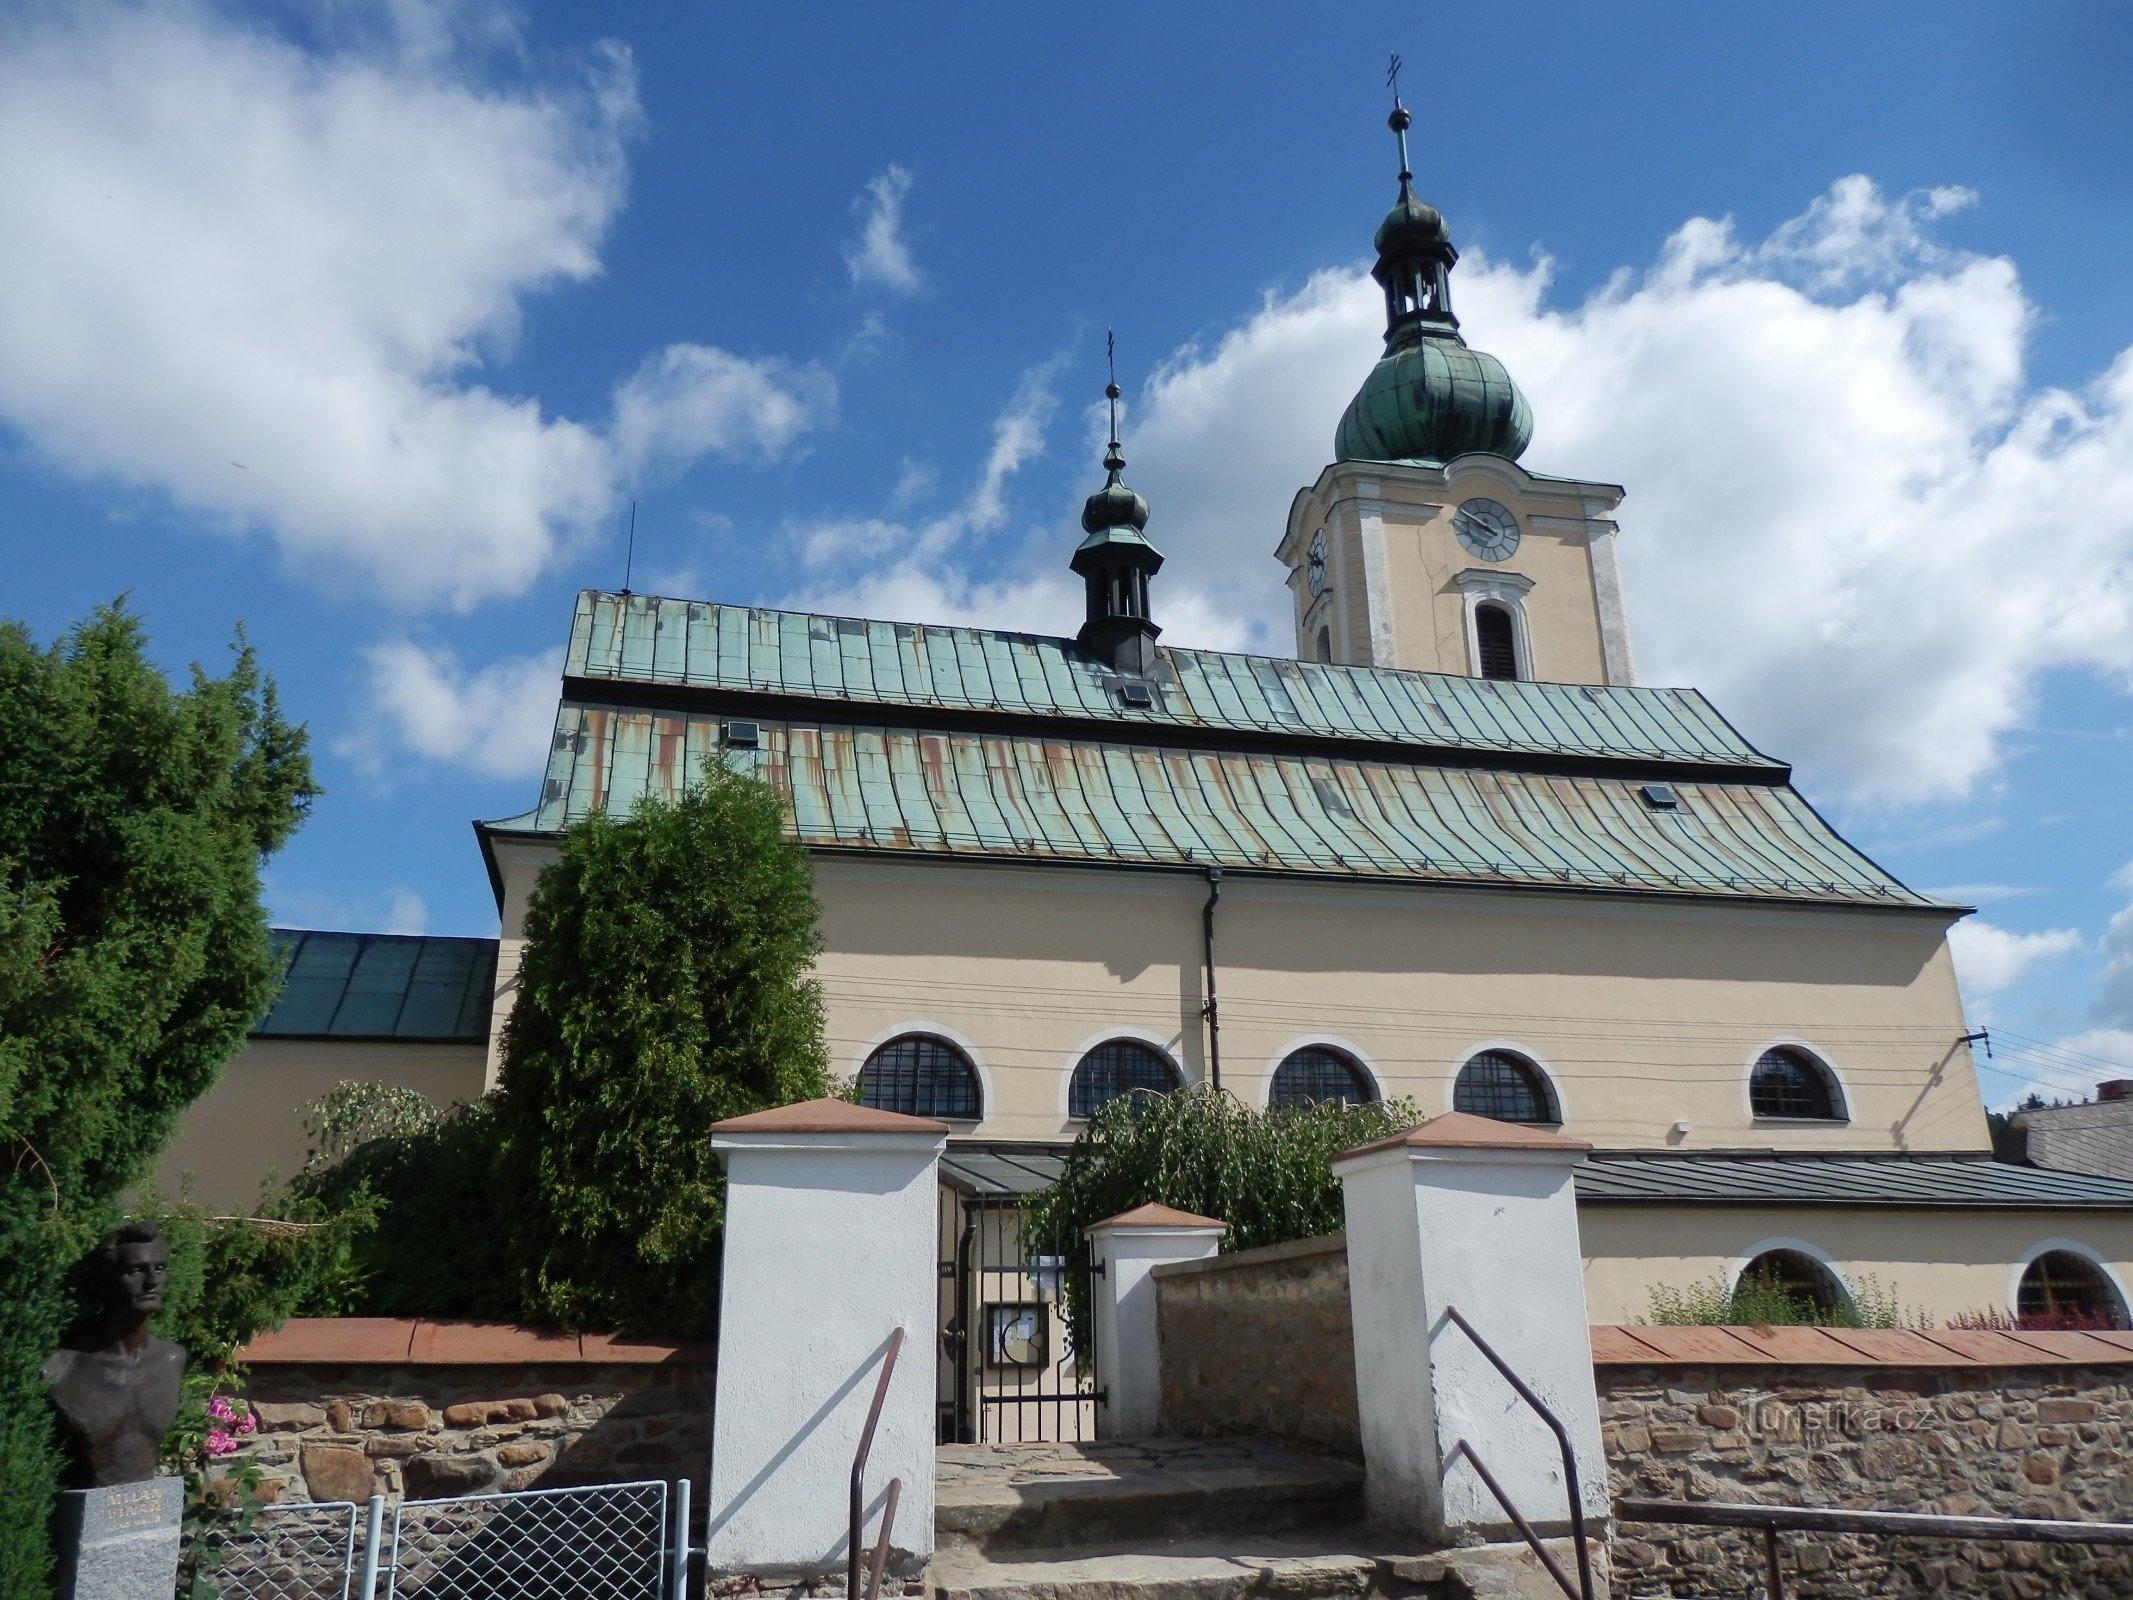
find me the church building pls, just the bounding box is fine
[168,101,2133,1386]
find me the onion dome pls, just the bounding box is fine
[1080,434,1151,541]
[1335,101,1532,466]
[1071,364,1164,677]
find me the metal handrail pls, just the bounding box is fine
[848,1326,906,1600]
[1440,1305,1594,1600]
[1619,1498,2133,1600]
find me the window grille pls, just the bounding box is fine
[1750,1047,1844,1121]
[1453,1049,1556,1124]
[1269,1046,1376,1110]
[859,1034,982,1119]
[2019,1251,2125,1327]
[1475,604,1518,681]
[1737,1249,1846,1314]
[1068,1040,1180,1118]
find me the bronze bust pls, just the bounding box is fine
[44,1222,187,1487]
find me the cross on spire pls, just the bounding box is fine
[1386,51,1414,186]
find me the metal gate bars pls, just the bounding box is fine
[937,1185,1105,1443]
[207,1479,681,1600]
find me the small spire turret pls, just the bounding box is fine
[1072,334,1164,676]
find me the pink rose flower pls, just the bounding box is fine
[238,1410,257,1435]
[207,1396,235,1422]
[206,1427,237,1457]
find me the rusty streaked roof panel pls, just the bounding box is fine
[492,704,1943,907]
[563,591,1782,773]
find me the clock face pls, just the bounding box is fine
[1307,528,1328,597]
[1452,497,1521,562]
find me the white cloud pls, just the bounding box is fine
[610,345,831,478]
[2095,895,2133,1029]
[0,2,826,611]
[1119,176,2133,806]
[1947,919,2083,1000]
[269,881,429,935]
[844,165,921,295]
[341,639,562,780]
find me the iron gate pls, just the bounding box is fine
[937,1185,1104,1443]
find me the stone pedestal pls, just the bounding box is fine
[54,1477,183,1600]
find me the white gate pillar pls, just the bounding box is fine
[1085,1204,1225,1439]
[706,1099,947,1586]
[1333,1112,1607,1546]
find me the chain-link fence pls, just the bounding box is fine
[389,1481,669,1600]
[202,1480,676,1600]
[208,1500,360,1600]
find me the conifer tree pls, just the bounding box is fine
[493,763,833,1337]
[0,605,315,1600]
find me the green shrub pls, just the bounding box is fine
[491,765,836,1336]
[0,604,314,1600]
[1643,1270,1922,1329]
[1025,1085,1418,1351]
[294,1094,517,1320]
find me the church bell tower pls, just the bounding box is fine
[1275,90,1636,688]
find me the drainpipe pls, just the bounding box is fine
[1201,866,1222,1093]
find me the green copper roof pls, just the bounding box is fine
[486,702,1941,908]
[562,592,1783,776]
[1335,333,1533,466]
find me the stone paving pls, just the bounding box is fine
[937,1436,1314,1491]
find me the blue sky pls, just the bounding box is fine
[4,0,2132,1109]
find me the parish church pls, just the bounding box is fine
[166,99,2133,1399]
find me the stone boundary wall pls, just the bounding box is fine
[225,1318,714,1505]
[1595,1326,2133,1598]
[1152,1233,1360,1457]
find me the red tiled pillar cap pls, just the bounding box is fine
[1085,1202,1227,1233]
[1333,1110,1592,1166]
[709,1097,950,1135]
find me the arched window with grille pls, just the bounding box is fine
[1068,1039,1181,1119]
[858,1033,982,1120]
[1452,1049,1558,1125]
[1269,1045,1377,1110]
[2018,1251,2127,1329]
[1474,603,1519,681]
[1750,1046,1846,1122]
[1736,1249,1848,1316]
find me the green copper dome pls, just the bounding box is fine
[1335,334,1533,465]
[1336,100,1533,466]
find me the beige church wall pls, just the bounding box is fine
[479,841,1988,1155]
[1578,1203,2133,1327]
[804,857,1987,1152]
[157,1037,488,1208]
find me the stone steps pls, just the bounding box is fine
[929,1539,1587,1600]
[935,1440,1365,1557]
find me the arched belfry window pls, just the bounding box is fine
[2018,1252,2126,1328]
[1750,1047,1846,1122]
[1068,1039,1181,1119]
[1475,604,1519,681]
[1737,1249,1848,1316]
[1269,1046,1377,1110]
[859,1034,981,1120]
[1453,1049,1557,1125]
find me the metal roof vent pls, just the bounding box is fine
[723,721,760,748]
[1638,783,1680,811]
[1118,682,1154,709]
